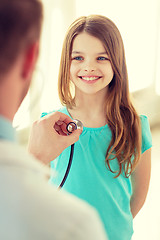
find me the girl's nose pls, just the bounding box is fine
[84,68,95,72]
[84,65,96,72]
[84,60,96,72]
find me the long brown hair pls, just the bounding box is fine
[58,15,141,177]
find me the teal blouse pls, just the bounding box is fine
[41,107,152,240]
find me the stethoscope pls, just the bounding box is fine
[59,119,83,188]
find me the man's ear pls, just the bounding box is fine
[22,41,39,79]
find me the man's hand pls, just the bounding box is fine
[28,112,82,164]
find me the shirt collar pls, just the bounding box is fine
[0,115,16,142]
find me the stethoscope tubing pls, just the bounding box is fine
[58,119,83,189]
[59,143,75,188]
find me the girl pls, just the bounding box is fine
[42,15,152,240]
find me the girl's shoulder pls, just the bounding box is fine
[140,114,148,123]
[41,106,68,118]
[139,115,152,153]
[139,114,151,133]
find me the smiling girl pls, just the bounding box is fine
[42,15,152,240]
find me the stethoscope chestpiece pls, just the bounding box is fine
[66,119,83,134]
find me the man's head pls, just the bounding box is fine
[0,0,43,76]
[0,0,43,120]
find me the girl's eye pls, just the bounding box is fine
[97,56,109,61]
[72,56,83,61]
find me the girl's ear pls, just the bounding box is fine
[22,41,39,79]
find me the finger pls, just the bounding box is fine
[60,122,68,134]
[58,129,67,136]
[54,122,68,134]
[54,123,67,136]
[56,121,68,132]
[54,124,61,133]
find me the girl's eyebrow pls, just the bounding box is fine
[97,52,108,55]
[72,51,108,55]
[72,51,83,54]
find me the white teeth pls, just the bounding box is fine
[81,76,100,81]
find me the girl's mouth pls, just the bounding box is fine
[79,76,102,82]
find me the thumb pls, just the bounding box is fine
[67,129,82,145]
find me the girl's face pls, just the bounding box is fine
[70,32,114,96]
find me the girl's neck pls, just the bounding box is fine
[68,92,107,128]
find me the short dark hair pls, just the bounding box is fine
[0,0,43,75]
